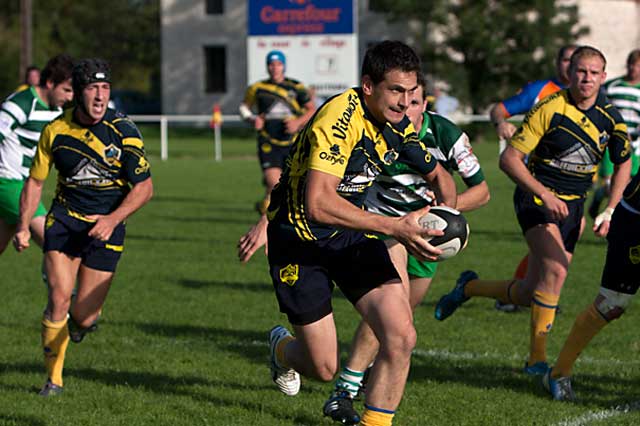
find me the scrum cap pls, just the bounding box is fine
[266,50,286,67]
[72,58,111,98]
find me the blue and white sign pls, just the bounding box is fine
[249,0,354,36]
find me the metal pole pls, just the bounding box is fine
[160,116,168,161]
[214,125,222,162]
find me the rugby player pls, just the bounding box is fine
[543,171,640,401]
[589,49,640,219]
[14,65,41,94]
[239,50,316,215]
[323,73,490,424]
[13,58,153,396]
[265,40,456,426]
[435,46,631,377]
[489,45,578,312]
[0,54,74,255]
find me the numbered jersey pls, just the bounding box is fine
[0,87,63,180]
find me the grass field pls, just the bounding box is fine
[1,126,639,426]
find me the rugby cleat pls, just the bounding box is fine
[268,325,300,396]
[68,316,98,344]
[523,361,550,376]
[542,369,576,402]
[323,390,361,425]
[435,270,478,321]
[494,300,520,313]
[39,379,63,397]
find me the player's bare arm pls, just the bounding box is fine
[13,177,45,252]
[593,159,631,236]
[423,162,457,208]
[306,169,443,261]
[86,178,153,242]
[285,100,316,134]
[456,181,490,212]
[499,145,568,220]
[490,103,517,140]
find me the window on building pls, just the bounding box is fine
[204,46,226,93]
[206,0,224,15]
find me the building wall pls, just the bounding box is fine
[161,0,639,115]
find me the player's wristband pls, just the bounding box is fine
[594,207,615,227]
[239,104,256,121]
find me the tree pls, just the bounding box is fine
[0,1,159,99]
[373,0,588,112]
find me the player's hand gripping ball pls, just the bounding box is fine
[418,206,469,261]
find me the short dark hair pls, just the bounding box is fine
[555,44,579,65]
[627,49,640,67]
[416,73,428,101]
[361,40,421,85]
[39,54,74,87]
[569,45,607,72]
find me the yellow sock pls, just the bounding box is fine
[553,303,608,378]
[465,279,517,304]
[528,291,559,366]
[275,335,295,368]
[42,316,70,387]
[361,405,394,426]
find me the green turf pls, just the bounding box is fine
[0,128,638,426]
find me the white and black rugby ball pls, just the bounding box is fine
[417,206,469,261]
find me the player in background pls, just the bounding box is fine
[435,46,630,377]
[488,45,578,313]
[589,49,640,219]
[322,73,490,425]
[13,58,153,396]
[543,171,640,401]
[239,50,316,215]
[0,54,74,255]
[14,65,42,94]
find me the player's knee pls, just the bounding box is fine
[596,288,632,321]
[382,324,416,360]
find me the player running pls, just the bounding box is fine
[0,54,74,255]
[323,72,490,424]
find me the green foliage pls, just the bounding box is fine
[0,1,159,98]
[377,0,588,112]
[0,128,639,425]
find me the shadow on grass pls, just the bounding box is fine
[0,361,319,425]
[409,356,638,406]
[0,414,46,426]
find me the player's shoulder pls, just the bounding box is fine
[108,109,143,138]
[529,89,565,114]
[3,87,35,113]
[600,93,625,121]
[428,111,461,133]
[604,76,625,88]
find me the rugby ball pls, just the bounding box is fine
[417,206,469,261]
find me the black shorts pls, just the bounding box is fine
[257,135,292,170]
[43,204,126,272]
[601,205,640,295]
[513,186,583,253]
[267,223,400,325]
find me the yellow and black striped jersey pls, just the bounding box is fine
[243,77,312,146]
[268,87,437,241]
[30,108,151,216]
[510,90,629,199]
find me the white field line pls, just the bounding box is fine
[411,347,640,367]
[552,401,640,426]
[248,341,640,367]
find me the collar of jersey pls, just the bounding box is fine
[418,111,431,139]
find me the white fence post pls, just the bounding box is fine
[160,116,168,161]
[214,125,222,162]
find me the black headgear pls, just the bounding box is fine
[72,58,111,102]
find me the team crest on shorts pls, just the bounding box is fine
[279,264,299,286]
[261,143,272,154]
[45,213,55,230]
[629,245,640,264]
[103,144,122,165]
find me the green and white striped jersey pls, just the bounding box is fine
[0,87,63,180]
[606,77,640,139]
[366,111,485,217]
